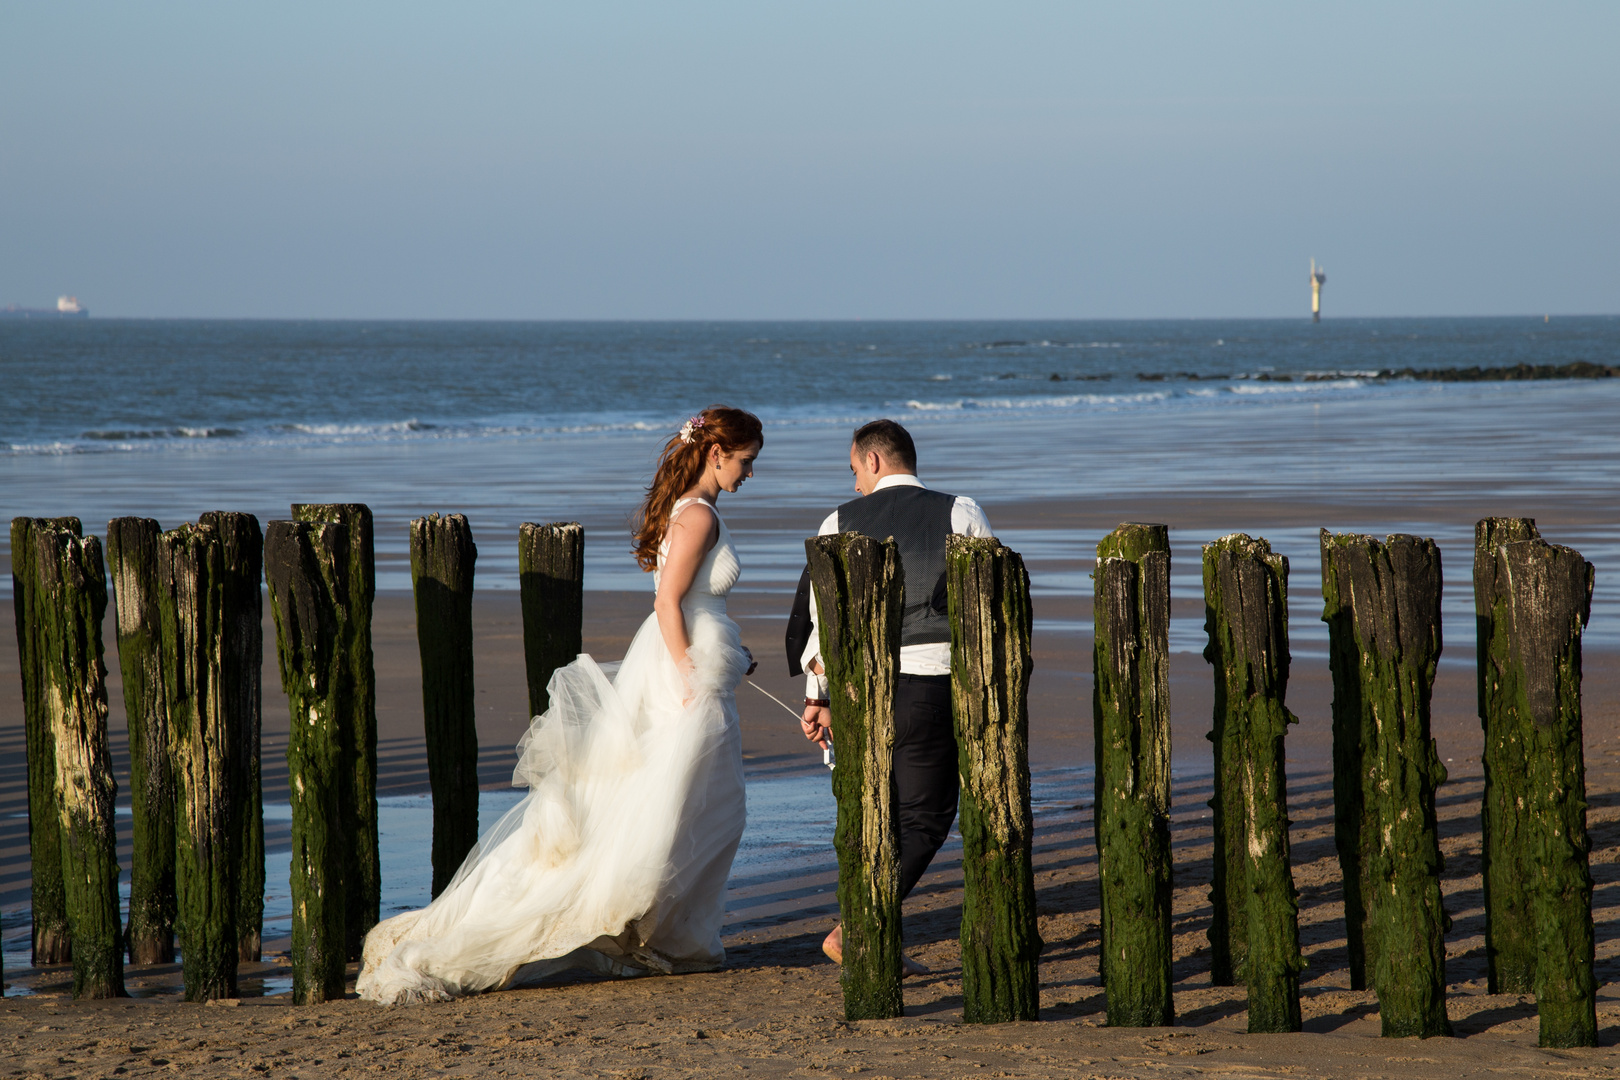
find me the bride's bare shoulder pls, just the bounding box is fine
[666,498,718,549]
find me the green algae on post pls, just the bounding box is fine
[1093,523,1173,1027]
[519,521,585,718]
[266,519,350,1005]
[107,517,177,966]
[1319,530,1450,1039]
[160,518,262,1001]
[1473,516,1541,995]
[806,532,904,1021]
[199,511,266,965]
[1496,537,1596,1048]
[292,503,379,960]
[947,535,1041,1023]
[1202,533,1302,1033]
[411,513,480,898]
[11,516,80,967]
[36,525,124,999]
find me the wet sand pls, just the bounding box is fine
[2,503,1619,1077]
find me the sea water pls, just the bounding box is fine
[8,317,1615,634]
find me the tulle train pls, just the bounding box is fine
[356,604,748,1004]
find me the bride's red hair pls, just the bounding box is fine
[632,406,763,571]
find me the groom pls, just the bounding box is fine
[785,418,992,970]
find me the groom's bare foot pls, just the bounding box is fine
[821,926,926,978]
[822,925,843,964]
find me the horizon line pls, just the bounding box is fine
[3,312,1614,324]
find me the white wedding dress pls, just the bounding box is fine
[357,497,748,1004]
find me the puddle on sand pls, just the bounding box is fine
[1,765,1099,995]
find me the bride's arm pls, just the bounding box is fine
[653,502,719,667]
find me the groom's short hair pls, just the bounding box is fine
[853,419,917,472]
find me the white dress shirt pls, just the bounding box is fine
[802,473,993,700]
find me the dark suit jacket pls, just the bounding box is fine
[784,568,813,677]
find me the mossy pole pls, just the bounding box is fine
[806,532,904,1021]
[411,513,479,897]
[1473,517,1540,994]
[160,522,242,1000]
[199,512,265,963]
[11,516,80,966]
[1320,531,1450,1039]
[107,517,177,965]
[266,520,350,1005]
[1498,538,1596,1048]
[947,535,1041,1024]
[36,526,125,999]
[518,521,584,718]
[1202,533,1303,1034]
[292,503,378,959]
[1093,522,1173,1027]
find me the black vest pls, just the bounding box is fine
[837,484,956,648]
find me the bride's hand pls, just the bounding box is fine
[741,645,757,676]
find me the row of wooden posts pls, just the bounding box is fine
[8,510,1596,1049]
[8,508,582,1005]
[810,520,1595,1050]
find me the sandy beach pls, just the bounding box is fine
[1,488,1617,1079]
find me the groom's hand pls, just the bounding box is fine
[800,703,831,749]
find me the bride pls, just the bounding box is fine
[358,406,764,1004]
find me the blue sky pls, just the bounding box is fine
[2,2,1614,318]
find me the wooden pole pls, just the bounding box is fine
[410,513,479,897]
[36,525,125,999]
[292,503,378,958]
[11,516,80,966]
[806,532,904,1021]
[1202,533,1303,1033]
[107,517,177,965]
[199,512,265,963]
[1473,516,1540,994]
[1320,530,1450,1038]
[265,519,350,1005]
[1093,522,1174,1027]
[518,521,584,717]
[946,535,1040,1023]
[159,523,237,999]
[1497,538,1596,1048]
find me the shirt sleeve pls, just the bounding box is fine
[802,509,840,700]
[952,496,993,538]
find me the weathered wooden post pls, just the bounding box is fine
[1473,517,1540,995]
[411,513,480,896]
[806,532,904,1021]
[108,517,177,965]
[35,526,125,998]
[1093,523,1174,1027]
[1320,530,1450,1038]
[518,521,584,717]
[11,516,80,966]
[946,535,1041,1023]
[160,520,252,1000]
[266,519,350,1005]
[292,503,378,958]
[1497,538,1596,1048]
[197,511,265,963]
[1202,534,1303,1033]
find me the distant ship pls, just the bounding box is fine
[0,295,89,319]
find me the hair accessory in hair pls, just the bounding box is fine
[678,415,707,444]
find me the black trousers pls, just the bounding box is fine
[893,673,958,901]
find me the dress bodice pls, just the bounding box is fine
[654,497,740,604]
